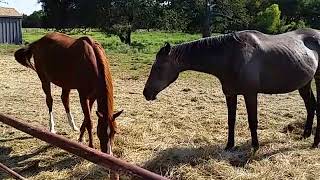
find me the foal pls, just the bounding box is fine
[144,28,320,150]
[14,32,122,153]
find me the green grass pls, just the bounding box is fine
[22,28,200,55]
[20,28,201,79]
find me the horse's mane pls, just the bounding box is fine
[94,42,115,131]
[169,33,241,62]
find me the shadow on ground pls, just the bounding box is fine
[143,137,311,177]
[0,141,83,179]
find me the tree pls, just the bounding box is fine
[22,10,44,28]
[39,0,80,29]
[95,0,161,45]
[300,0,320,29]
[255,4,281,33]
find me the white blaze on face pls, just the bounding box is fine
[106,126,112,155]
[49,112,56,133]
[67,112,79,131]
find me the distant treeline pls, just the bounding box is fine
[22,0,320,45]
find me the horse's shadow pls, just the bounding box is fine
[0,143,83,179]
[142,119,315,175]
[0,136,34,143]
[142,140,310,176]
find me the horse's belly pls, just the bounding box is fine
[49,71,97,90]
[258,65,315,94]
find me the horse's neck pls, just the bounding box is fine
[178,47,230,78]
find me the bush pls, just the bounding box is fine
[279,19,306,33]
[255,4,281,34]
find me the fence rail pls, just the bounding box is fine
[0,162,26,180]
[0,113,168,180]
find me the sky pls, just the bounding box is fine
[2,0,42,15]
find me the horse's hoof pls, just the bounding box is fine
[225,144,235,151]
[252,146,259,153]
[312,143,319,148]
[252,143,259,152]
[50,129,56,134]
[72,127,79,132]
[303,129,312,139]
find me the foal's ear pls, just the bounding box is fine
[96,111,103,119]
[113,110,124,120]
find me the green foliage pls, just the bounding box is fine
[255,4,281,34]
[22,10,45,28]
[279,19,306,33]
[211,0,250,33]
[300,0,320,29]
[34,0,320,41]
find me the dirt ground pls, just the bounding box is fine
[1,54,320,180]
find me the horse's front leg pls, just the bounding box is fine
[244,93,259,150]
[79,95,94,148]
[225,95,237,150]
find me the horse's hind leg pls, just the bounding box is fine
[61,89,79,131]
[313,74,320,147]
[298,81,316,138]
[41,81,55,133]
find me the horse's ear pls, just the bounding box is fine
[113,110,124,121]
[164,42,171,54]
[96,111,103,119]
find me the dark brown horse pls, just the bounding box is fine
[14,32,122,154]
[144,28,320,150]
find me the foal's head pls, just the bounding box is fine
[96,110,123,154]
[143,43,180,100]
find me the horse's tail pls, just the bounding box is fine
[14,46,35,71]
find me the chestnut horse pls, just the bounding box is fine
[14,32,122,153]
[144,28,320,150]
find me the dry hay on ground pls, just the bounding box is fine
[1,54,320,179]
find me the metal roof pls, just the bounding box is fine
[0,7,22,17]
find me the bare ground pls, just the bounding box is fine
[1,54,320,180]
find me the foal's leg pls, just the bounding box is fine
[41,81,55,133]
[244,93,259,150]
[225,95,238,150]
[78,97,95,145]
[61,89,79,131]
[298,81,316,138]
[78,95,94,148]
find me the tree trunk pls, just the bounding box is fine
[118,30,131,45]
[202,0,211,38]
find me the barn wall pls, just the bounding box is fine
[0,17,22,44]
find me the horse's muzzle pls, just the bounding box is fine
[143,88,157,101]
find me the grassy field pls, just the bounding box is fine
[1,29,320,179]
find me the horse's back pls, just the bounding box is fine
[234,29,320,94]
[31,33,99,90]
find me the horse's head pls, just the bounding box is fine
[143,43,180,101]
[96,110,123,154]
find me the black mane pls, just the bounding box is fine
[169,33,240,62]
